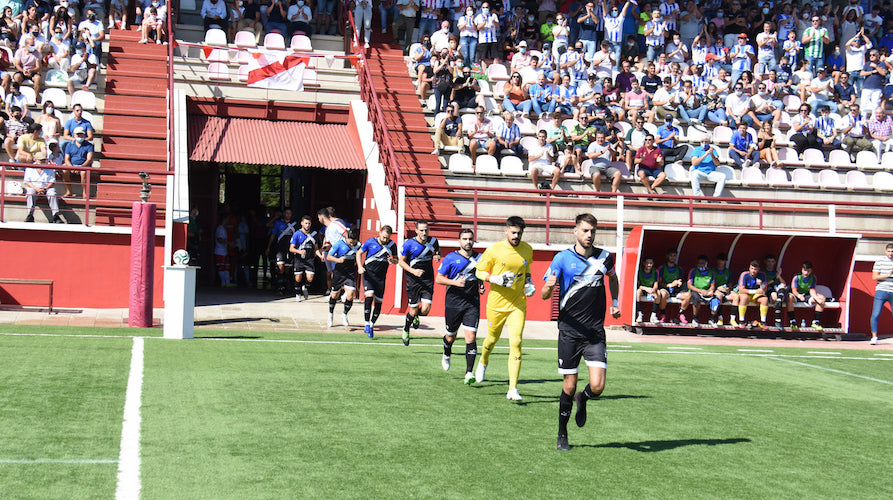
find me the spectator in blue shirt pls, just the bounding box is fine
[62,126,95,198]
[728,122,759,167]
[690,136,726,197]
[655,116,689,163]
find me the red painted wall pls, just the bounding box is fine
[0,228,165,309]
[851,260,891,335]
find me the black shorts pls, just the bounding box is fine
[406,275,434,307]
[293,256,315,274]
[478,41,498,60]
[445,303,480,334]
[690,291,711,305]
[362,271,387,300]
[275,250,292,266]
[332,270,357,291]
[557,326,607,375]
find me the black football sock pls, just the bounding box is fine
[328,297,337,314]
[364,296,374,322]
[558,390,573,437]
[343,300,353,314]
[583,384,599,401]
[371,301,382,324]
[404,312,414,331]
[465,341,477,373]
[442,335,454,357]
[814,310,823,323]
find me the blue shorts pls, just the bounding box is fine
[639,167,663,178]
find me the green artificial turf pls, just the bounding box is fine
[3,331,892,499]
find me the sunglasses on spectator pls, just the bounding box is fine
[475,111,484,115]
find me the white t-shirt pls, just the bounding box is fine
[845,43,870,72]
[214,225,227,256]
[725,92,750,116]
[756,32,777,59]
[527,142,553,170]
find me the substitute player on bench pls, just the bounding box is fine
[731,259,769,329]
[435,228,483,384]
[326,227,361,328]
[357,225,398,338]
[542,213,620,451]
[474,216,536,401]
[288,215,318,302]
[786,260,826,333]
[763,253,790,331]
[398,220,441,346]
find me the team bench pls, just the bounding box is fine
[0,278,54,313]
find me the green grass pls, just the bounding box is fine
[2,331,892,499]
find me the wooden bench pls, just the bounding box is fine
[0,278,54,313]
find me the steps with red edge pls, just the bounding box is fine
[102,95,167,117]
[104,80,167,97]
[98,158,169,173]
[100,137,167,162]
[101,115,167,139]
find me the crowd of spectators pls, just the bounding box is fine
[407,0,893,195]
[202,0,333,43]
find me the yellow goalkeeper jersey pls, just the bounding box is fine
[476,239,534,313]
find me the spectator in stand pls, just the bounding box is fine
[3,105,27,161]
[4,33,41,100]
[0,7,18,49]
[501,72,531,116]
[802,14,830,74]
[589,41,615,81]
[264,0,287,36]
[430,20,450,53]
[644,8,667,62]
[316,0,338,37]
[602,1,632,70]
[570,112,596,165]
[432,102,463,155]
[724,81,752,128]
[790,103,821,155]
[729,33,756,85]
[860,49,886,119]
[806,67,835,117]
[728,122,759,168]
[833,71,856,115]
[640,61,662,96]
[509,40,532,73]
[868,243,893,345]
[782,29,801,70]
[430,52,453,114]
[677,79,707,125]
[844,31,870,94]
[559,41,587,87]
[690,134,726,197]
[46,26,69,72]
[78,7,105,58]
[650,77,678,123]
[47,140,62,167]
[815,105,840,153]
[634,132,666,195]
[450,66,483,110]
[586,130,622,192]
[36,100,60,143]
[23,151,63,223]
[418,0,439,39]
[16,122,45,163]
[236,0,264,43]
[138,6,166,44]
[750,82,782,128]
[287,0,313,39]
[622,78,649,120]
[379,0,397,35]
[352,0,372,47]
[864,5,883,46]
[416,52,435,103]
[135,0,164,26]
[4,81,31,117]
[868,106,893,155]
[614,60,635,93]
[474,2,499,69]
[841,104,873,161]
[494,110,522,156]
[757,120,779,168]
[466,105,495,162]
[528,129,559,191]
[62,125,94,198]
[624,115,647,166]
[665,32,689,65]
[655,115,688,164]
[553,73,577,116]
[61,103,94,151]
[755,21,778,74]
[576,1,599,62]
[67,41,97,95]
[620,34,641,69]
[457,5,477,66]
[526,72,555,117]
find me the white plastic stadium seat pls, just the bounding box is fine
[802,148,827,168]
[782,94,801,113]
[519,136,539,154]
[514,116,536,135]
[234,30,257,48]
[207,62,232,81]
[19,86,36,105]
[712,125,732,145]
[238,65,249,82]
[206,48,230,63]
[204,28,228,46]
[791,168,818,188]
[765,167,791,186]
[71,90,97,110]
[715,165,739,184]
[882,151,893,170]
[845,170,873,190]
[873,171,893,191]
[238,50,252,64]
[664,163,689,182]
[828,150,855,169]
[263,33,286,50]
[486,63,510,82]
[741,166,767,186]
[448,153,474,174]
[818,169,846,190]
[500,155,526,176]
[777,146,803,167]
[290,34,313,51]
[475,155,500,174]
[856,150,881,170]
[43,69,68,88]
[41,88,68,109]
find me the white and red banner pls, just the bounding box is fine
[246,50,310,91]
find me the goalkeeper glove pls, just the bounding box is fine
[489,271,516,287]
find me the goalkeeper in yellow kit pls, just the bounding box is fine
[473,216,536,401]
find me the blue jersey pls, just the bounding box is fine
[737,271,767,292]
[271,219,298,249]
[544,247,615,332]
[401,236,440,280]
[289,230,317,252]
[330,240,361,276]
[360,237,397,277]
[437,250,481,307]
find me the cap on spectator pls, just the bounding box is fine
[75,41,86,49]
[664,115,673,123]
[705,53,718,61]
[543,42,551,48]
[519,41,527,47]
[817,66,827,73]
[34,151,46,160]
[737,33,748,39]
[74,126,86,135]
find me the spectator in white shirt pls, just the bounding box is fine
[201,0,229,36]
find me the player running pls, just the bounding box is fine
[731,259,769,329]
[288,215,318,302]
[266,208,297,294]
[435,228,484,384]
[357,225,398,338]
[325,227,361,328]
[398,221,441,346]
[542,214,620,451]
[474,216,536,401]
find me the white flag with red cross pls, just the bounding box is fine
[246,50,310,91]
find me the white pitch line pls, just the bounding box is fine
[767,356,893,385]
[667,346,702,350]
[0,459,117,464]
[738,349,774,352]
[808,351,841,355]
[611,345,633,348]
[875,353,893,357]
[115,337,144,500]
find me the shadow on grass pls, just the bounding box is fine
[579,437,751,452]
[194,317,282,326]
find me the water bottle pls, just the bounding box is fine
[800,319,806,329]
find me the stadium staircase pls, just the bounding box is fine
[96,27,169,226]
[364,35,459,239]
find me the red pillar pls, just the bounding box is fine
[129,202,156,327]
